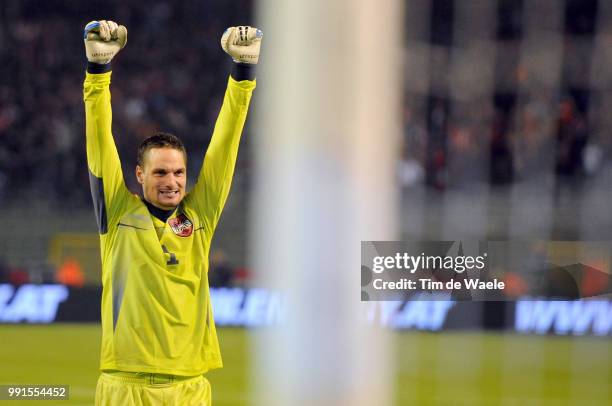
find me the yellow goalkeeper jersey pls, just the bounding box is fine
[83,70,255,376]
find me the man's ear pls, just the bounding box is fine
[136,165,144,184]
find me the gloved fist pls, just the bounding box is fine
[221,26,263,64]
[84,20,127,64]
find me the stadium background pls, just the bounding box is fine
[0,0,611,405]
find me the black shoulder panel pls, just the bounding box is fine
[88,171,108,234]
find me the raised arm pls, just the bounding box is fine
[188,26,262,233]
[83,20,130,234]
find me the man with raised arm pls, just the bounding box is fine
[83,19,261,405]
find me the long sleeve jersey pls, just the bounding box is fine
[84,69,255,375]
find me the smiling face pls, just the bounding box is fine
[136,147,187,210]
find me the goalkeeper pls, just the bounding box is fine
[83,20,261,405]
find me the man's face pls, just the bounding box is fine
[136,147,187,210]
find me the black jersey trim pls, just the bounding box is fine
[88,171,108,234]
[231,62,255,81]
[142,198,176,223]
[87,62,112,74]
[118,223,150,231]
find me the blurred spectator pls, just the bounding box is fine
[55,258,85,288]
[209,250,234,287]
[490,112,515,185]
[501,272,529,299]
[233,267,250,288]
[580,261,610,297]
[555,99,588,177]
[7,266,29,285]
[0,257,8,283]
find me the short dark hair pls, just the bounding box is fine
[137,132,187,167]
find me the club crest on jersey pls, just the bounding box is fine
[169,214,193,237]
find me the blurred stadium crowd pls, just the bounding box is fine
[399,0,611,190]
[0,0,253,286]
[0,0,252,205]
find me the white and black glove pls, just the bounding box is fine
[84,20,127,65]
[221,26,263,65]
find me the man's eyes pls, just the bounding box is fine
[154,171,184,176]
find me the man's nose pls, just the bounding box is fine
[165,173,181,186]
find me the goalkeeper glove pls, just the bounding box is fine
[84,20,127,64]
[221,26,263,64]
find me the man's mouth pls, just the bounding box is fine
[159,190,179,198]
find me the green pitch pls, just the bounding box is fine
[0,325,610,405]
